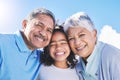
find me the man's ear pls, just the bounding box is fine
[22,20,28,30]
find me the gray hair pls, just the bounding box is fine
[26,8,55,26]
[64,12,95,32]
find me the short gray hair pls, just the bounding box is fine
[64,12,95,32]
[26,8,55,26]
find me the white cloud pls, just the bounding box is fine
[98,25,120,49]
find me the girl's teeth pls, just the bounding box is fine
[56,52,64,55]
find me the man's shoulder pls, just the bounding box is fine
[0,33,14,38]
[0,33,15,44]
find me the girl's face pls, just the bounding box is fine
[49,32,70,63]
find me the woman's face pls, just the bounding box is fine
[67,26,97,60]
[49,32,70,63]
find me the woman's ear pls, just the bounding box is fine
[93,29,97,37]
[92,29,97,41]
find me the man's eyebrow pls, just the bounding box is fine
[37,21,44,25]
[38,21,54,30]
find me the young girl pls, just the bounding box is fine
[37,25,80,80]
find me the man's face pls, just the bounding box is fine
[22,14,54,50]
[67,26,97,60]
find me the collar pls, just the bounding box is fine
[14,30,32,53]
[78,41,105,79]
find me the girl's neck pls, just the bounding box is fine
[54,61,68,69]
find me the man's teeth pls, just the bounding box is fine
[36,36,43,41]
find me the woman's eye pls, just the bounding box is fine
[79,34,85,37]
[68,38,74,41]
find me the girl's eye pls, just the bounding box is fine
[50,43,56,47]
[61,41,68,45]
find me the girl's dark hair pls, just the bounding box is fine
[40,25,78,68]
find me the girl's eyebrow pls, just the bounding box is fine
[51,39,67,43]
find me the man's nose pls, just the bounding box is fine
[40,30,46,36]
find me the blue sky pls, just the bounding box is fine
[0,0,120,35]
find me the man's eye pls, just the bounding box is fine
[34,24,42,28]
[47,29,53,33]
[35,23,43,27]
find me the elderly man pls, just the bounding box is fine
[0,8,55,80]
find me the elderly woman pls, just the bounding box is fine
[64,12,120,80]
